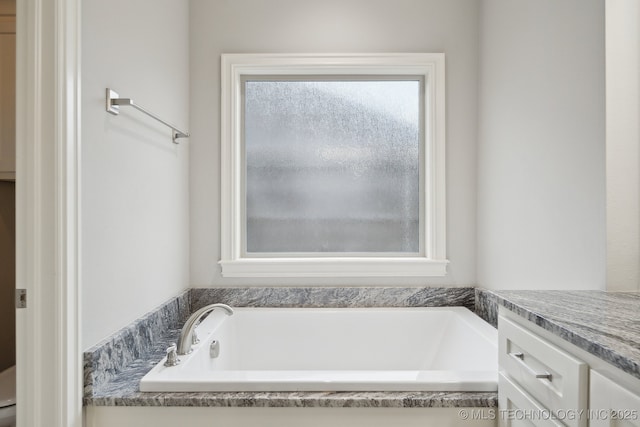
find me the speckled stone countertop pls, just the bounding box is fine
[88,390,496,408]
[84,288,640,407]
[87,322,499,407]
[86,325,496,408]
[491,290,640,381]
[84,286,497,408]
[88,357,497,408]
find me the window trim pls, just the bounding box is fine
[220,53,447,277]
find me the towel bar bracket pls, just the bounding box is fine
[105,88,189,144]
[105,88,122,116]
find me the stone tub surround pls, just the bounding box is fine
[83,290,191,398]
[474,288,498,328]
[490,290,640,381]
[89,389,497,408]
[190,286,476,311]
[84,286,497,407]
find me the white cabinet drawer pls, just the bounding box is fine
[499,373,565,427]
[589,370,640,427]
[499,315,588,427]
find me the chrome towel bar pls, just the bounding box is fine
[105,88,190,144]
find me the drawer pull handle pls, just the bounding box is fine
[509,352,553,381]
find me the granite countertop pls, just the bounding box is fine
[88,390,496,408]
[492,290,640,381]
[84,286,497,408]
[84,288,640,407]
[85,325,497,408]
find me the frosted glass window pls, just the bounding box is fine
[244,79,422,254]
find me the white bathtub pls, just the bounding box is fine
[140,307,497,392]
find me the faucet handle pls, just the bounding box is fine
[164,343,181,367]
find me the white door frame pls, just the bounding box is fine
[15,0,82,426]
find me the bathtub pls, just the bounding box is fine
[140,306,498,392]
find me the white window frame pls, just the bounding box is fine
[220,53,447,277]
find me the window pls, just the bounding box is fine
[220,54,447,277]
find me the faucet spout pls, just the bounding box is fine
[176,303,234,355]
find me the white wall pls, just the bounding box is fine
[78,0,611,330]
[606,0,640,291]
[477,0,606,289]
[190,0,480,287]
[81,0,190,348]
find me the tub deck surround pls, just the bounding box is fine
[83,287,640,409]
[474,289,499,328]
[490,290,640,381]
[83,291,191,398]
[86,330,497,407]
[189,286,476,311]
[88,390,498,408]
[84,286,498,407]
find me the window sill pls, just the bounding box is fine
[219,257,449,278]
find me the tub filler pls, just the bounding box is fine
[140,306,498,392]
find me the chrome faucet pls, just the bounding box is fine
[176,303,234,355]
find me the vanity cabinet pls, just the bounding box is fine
[499,374,565,427]
[0,15,15,181]
[589,370,640,427]
[498,310,640,427]
[498,314,588,427]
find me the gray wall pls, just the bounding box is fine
[606,0,640,291]
[79,0,608,348]
[81,0,190,348]
[477,0,606,289]
[189,0,480,286]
